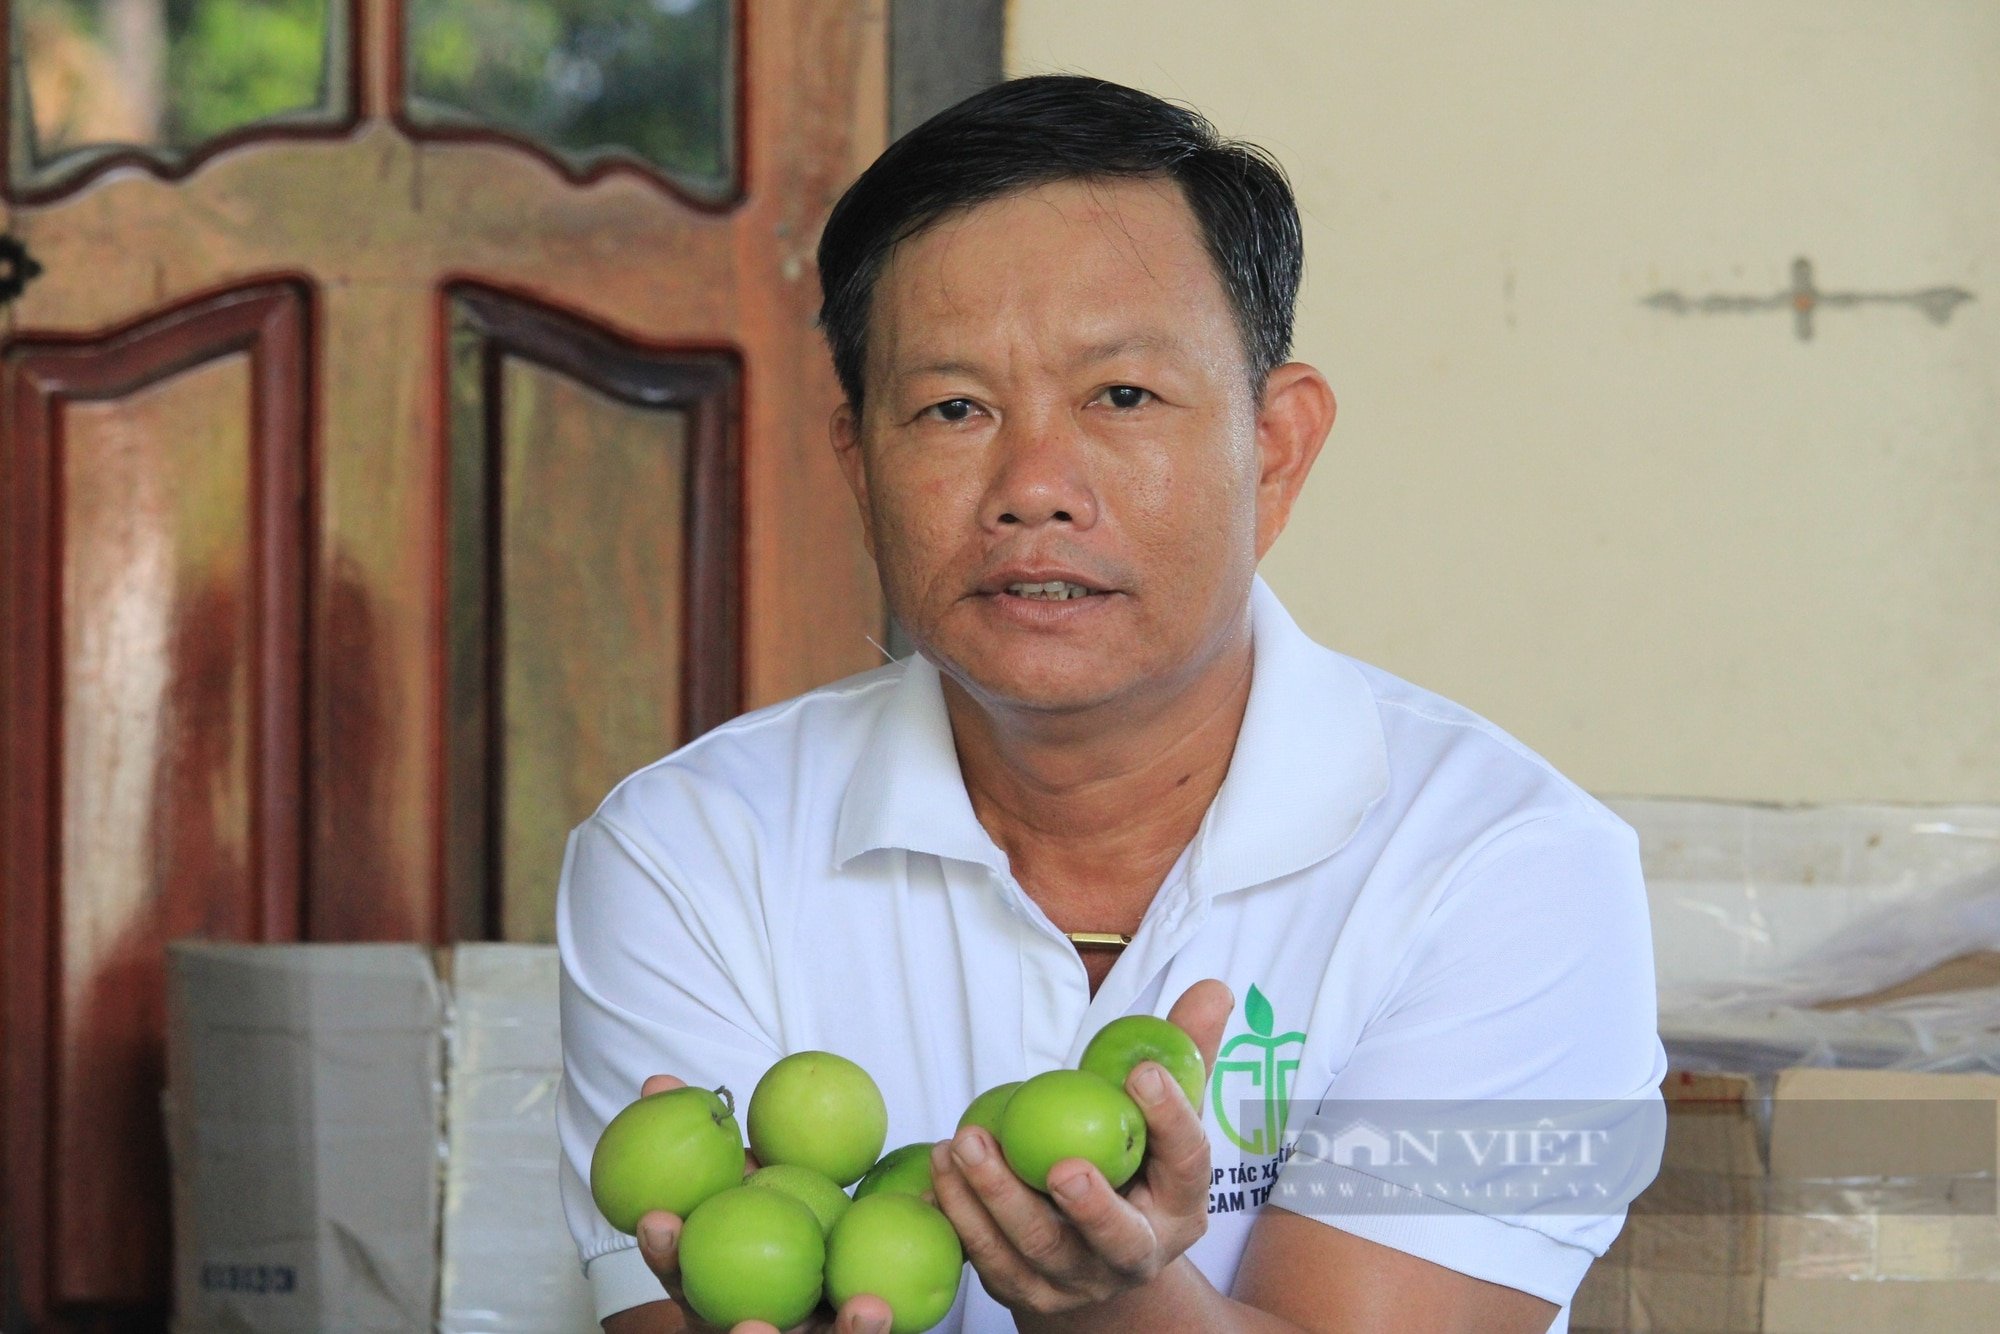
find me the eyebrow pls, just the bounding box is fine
[893,359,986,382]
[1076,334,1171,363]
[890,335,1180,383]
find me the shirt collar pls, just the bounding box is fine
[833,641,1009,875]
[1191,574,1390,895]
[833,574,1389,893]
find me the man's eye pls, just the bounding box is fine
[1101,385,1152,409]
[924,398,978,423]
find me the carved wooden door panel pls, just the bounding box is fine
[0,2,885,1328]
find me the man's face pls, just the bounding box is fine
[832,176,1301,719]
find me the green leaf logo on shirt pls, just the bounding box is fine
[1210,983,1306,1156]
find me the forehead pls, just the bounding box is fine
[866,177,1238,374]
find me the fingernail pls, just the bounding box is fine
[856,1316,890,1334]
[639,1217,675,1252]
[1052,1168,1090,1202]
[953,1131,988,1167]
[1135,1065,1170,1102]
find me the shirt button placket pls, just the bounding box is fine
[1000,870,1091,1070]
[1080,888,1209,1040]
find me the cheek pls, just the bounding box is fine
[878,470,958,540]
[868,463,980,602]
[1121,437,1253,553]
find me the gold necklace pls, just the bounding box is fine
[1064,931,1132,950]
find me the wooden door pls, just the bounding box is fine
[0,2,886,1328]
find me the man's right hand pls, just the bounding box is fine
[611,1074,899,1334]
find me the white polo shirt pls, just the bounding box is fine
[556,575,1667,1333]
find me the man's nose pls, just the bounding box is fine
[980,414,1099,530]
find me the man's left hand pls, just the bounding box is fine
[927,980,1232,1319]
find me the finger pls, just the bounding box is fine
[636,1210,683,1282]
[744,1149,763,1174]
[830,1292,894,1333]
[944,1128,1090,1276]
[928,1138,1065,1309]
[635,1209,712,1326]
[1166,980,1235,1076]
[640,1073,689,1098]
[1041,1158,1155,1276]
[1129,1061,1215,1220]
[927,1139,1015,1265]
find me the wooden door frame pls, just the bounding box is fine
[1,4,895,1328]
[890,0,1004,141]
[0,279,313,1332]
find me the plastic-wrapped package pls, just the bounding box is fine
[1605,797,2000,1075]
[438,945,597,1333]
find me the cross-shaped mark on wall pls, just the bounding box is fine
[1642,257,1974,340]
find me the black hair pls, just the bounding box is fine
[816,74,1303,410]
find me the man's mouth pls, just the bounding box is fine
[1002,581,1100,601]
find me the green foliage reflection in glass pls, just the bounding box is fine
[407,0,730,192]
[17,0,330,167]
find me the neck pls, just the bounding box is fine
[939,621,1255,906]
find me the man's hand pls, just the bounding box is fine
[926,981,1233,1319]
[625,1075,896,1334]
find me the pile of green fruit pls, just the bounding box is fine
[590,1016,1204,1333]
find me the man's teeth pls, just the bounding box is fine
[1006,581,1094,600]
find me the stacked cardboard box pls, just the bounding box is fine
[1574,799,2000,1332]
[165,943,595,1333]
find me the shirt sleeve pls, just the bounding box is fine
[554,808,785,1322]
[1270,808,1669,1309]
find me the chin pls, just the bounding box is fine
[903,598,1150,710]
[986,678,1122,715]
[941,646,1131,715]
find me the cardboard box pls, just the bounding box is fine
[166,944,446,1333]
[1579,1065,2000,1332]
[1573,799,2000,1332]
[165,942,596,1333]
[1570,1071,1767,1333]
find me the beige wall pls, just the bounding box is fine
[1006,2,1999,803]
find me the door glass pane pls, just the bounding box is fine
[498,357,687,942]
[12,0,345,189]
[444,291,736,945]
[405,0,732,196]
[58,351,255,1301]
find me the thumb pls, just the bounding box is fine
[635,1210,683,1281]
[1167,979,1235,1075]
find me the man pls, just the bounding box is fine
[558,76,1665,1334]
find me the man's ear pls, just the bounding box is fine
[1252,363,1335,561]
[830,401,877,562]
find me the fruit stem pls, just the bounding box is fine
[713,1084,735,1120]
